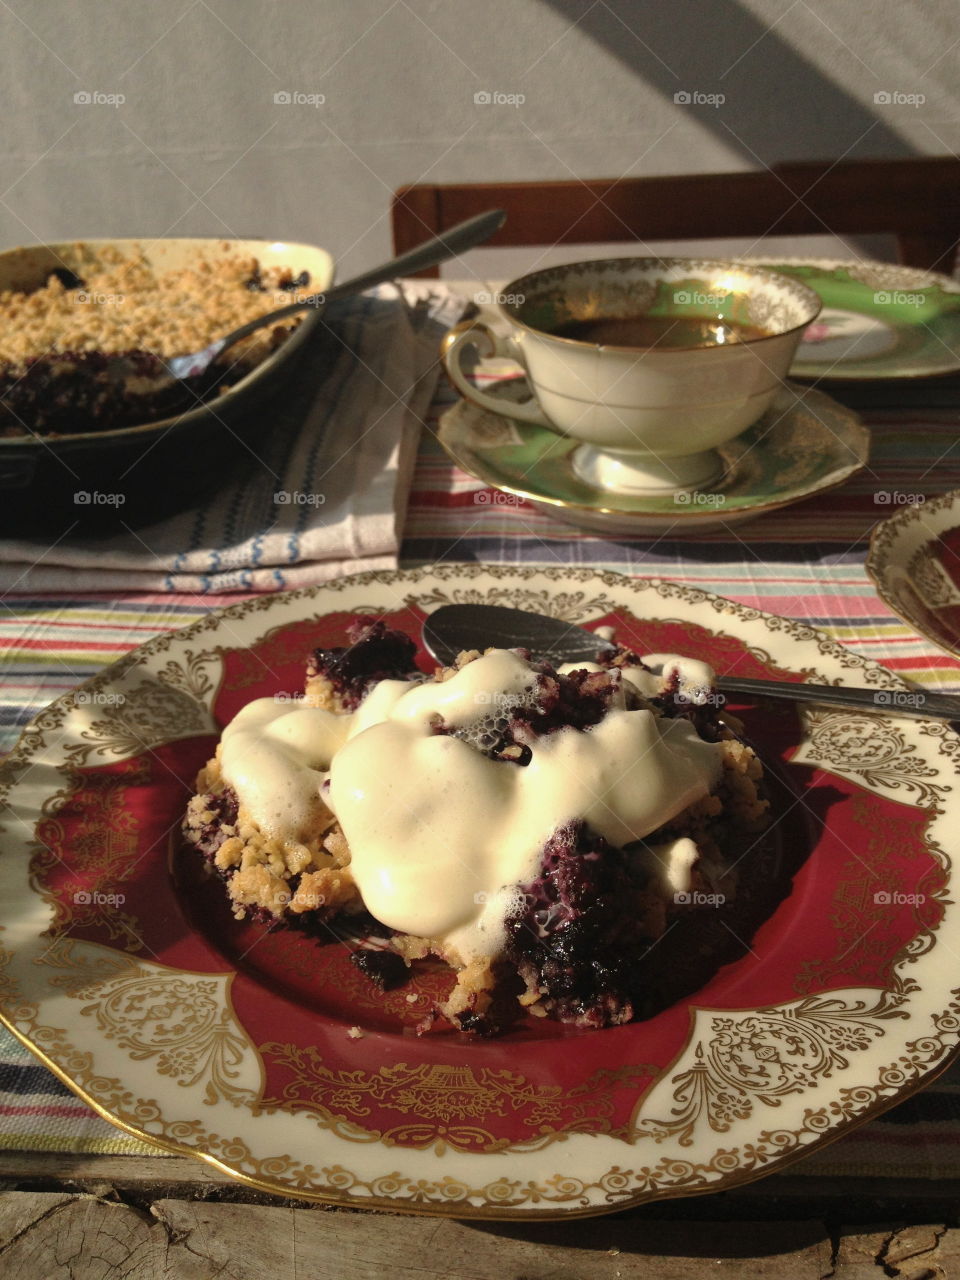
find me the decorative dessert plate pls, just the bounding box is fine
[867,488,960,657]
[437,385,869,535]
[754,258,960,380]
[2,565,958,1218]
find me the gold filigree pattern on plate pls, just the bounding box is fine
[36,936,136,993]
[842,262,959,292]
[909,543,960,608]
[81,972,257,1106]
[635,988,907,1148]
[31,761,145,950]
[15,987,952,1213]
[61,676,215,767]
[752,413,818,491]
[155,648,220,705]
[793,793,946,995]
[406,585,619,623]
[30,938,261,1108]
[755,402,862,492]
[255,1048,658,1154]
[866,488,960,658]
[919,718,960,770]
[794,707,949,807]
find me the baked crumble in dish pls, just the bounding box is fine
[0,245,314,436]
[183,620,772,1037]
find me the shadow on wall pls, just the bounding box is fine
[541,0,918,165]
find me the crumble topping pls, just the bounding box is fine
[0,243,320,435]
[0,244,315,368]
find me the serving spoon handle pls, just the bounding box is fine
[422,603,960,723]
[167,208,506,379]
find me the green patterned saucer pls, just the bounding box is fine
[754,258,960,380]
[437,383,869,536]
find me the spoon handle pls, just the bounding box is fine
[324,209,506,301]
[179,209,508,377]
[421,603,960,723]
[718,675,960,722]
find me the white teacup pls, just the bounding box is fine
[441,257,821,494]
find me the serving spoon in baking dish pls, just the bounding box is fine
[422,602,960,722]
[152,208,506,380]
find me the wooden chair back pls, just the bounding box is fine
[392,159,960,278]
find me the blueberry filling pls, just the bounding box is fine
[350,949,409,990]
[189,786,239,859]
[504,820,666,1029]
[307,619,419,710]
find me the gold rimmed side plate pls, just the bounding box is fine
[752,257,960,380]
[867,488,960,658]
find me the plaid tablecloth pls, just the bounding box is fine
[3,373,960,1180]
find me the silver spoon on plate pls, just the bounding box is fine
[422,603,960,722]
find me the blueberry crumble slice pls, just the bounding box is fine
[182,620,776,1037]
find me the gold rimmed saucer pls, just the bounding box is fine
[437,383,869,535]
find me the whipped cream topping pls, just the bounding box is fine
[220,649,723,963]
[558,653,715,704]
[220,698,350,840]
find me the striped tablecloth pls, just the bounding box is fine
[3,374,960,1182]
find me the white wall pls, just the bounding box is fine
[0,0,956,281]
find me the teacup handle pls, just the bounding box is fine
[440,320,553,426]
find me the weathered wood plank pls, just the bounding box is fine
[835,1223,952,1276]
[0,1193,166,1277]
[0,1193,835,1279]
[0,1192,73,1248]
[151,1199,835,1280]
[8,1192,957,1279]
[0,1152,231,1189]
